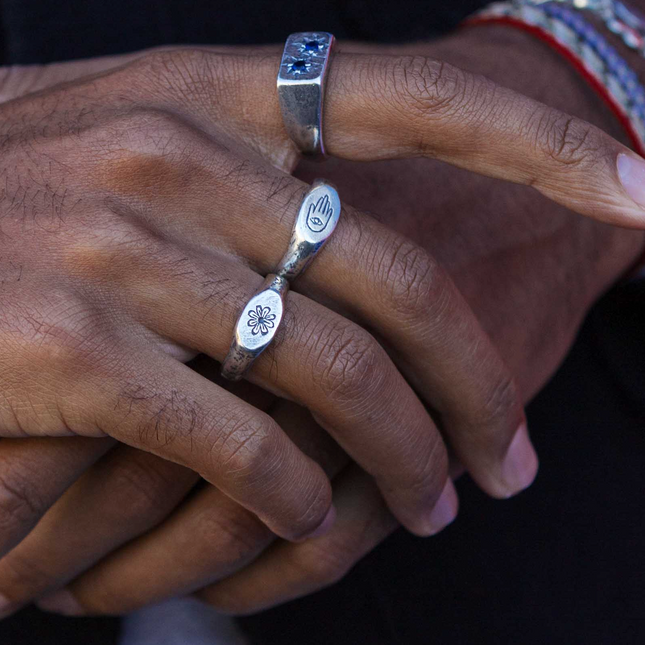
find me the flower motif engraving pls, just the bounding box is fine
[247,305,276,336]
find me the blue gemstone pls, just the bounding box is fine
[287,58,313,75]
[304,40,320,52]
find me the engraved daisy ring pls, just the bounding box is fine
[221,180,341,381]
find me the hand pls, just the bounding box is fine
[4,28,640,611]
[19,150,640,617]
[306,195,334,233]
[0,38,585,561]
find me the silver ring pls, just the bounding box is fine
[221,180,341,381]
[221,274,289,382]
[277,32,335,156]
[276,179,341,281]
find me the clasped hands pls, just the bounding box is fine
[0,36,642,617]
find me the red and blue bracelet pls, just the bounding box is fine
[465,1,645,155]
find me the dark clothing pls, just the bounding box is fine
[0,0,484,65]
[0,2,643,644]
[243,280,645,644]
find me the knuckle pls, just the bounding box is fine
[8,297,110,377]
[106,453,183,520]
[379,238,442,320]
[532,110,597,169]
[312,321,383,403]
[63,223,164,286]
[125,385,207,450]
[289,478,333,541]
[132,48,219,108]
[192,507,270,568]
[388,56,475,137]
[0,465,45,542]
[205,410,331,541]
[479,372,521,429]
[97,107,198,160]
[205,410,279,484]
[293,543,353,588]
[396,435,448,505]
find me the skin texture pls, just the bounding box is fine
[0,43,557,548]
[0,26,642,618]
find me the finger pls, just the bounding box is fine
[104,137,533,500]
[116,245,452,536]
[15,48,645,227]
[44,471,454,617]
[295,204,535,499]
[0,373,277,615]
[223,177,533,498]
[134,49,645,228]
[197,467,403,615]
[37,472,451,618]
[0,45,283,103]
[17,339,334,542]
[0,445,198,616]
[26,401,345,616]
[36,488,273,617]
[325,54,645,228]
[0,437,112,561]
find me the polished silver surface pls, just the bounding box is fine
[276,179,341,281]
[221,275,289,382]
[221,180,341,382]
[277,32,335,156]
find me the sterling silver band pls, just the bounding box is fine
[277,32,335,156]
[276,179,341,281]
[221,180,341,381]
[221,274,289,382]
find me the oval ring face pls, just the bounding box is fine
[235,289,284,352]
[296,183,341,245]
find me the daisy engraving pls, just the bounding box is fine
[247,305,276,336]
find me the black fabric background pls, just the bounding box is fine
[0,0,484,65]
[0,1,643,643]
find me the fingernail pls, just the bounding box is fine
[304,504,337,540]
[617,153,645,208]
[426,480,459,535]
[0,593,20,620]
[501,422,539,497]
[36,589,84,616]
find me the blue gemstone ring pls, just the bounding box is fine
[277,32,335,156]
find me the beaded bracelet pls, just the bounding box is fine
[464,1,645,155]
[465,0,645,277]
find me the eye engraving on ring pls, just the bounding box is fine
[306,194,334,233]
[275,180,341,281]
[221,178,341,382]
